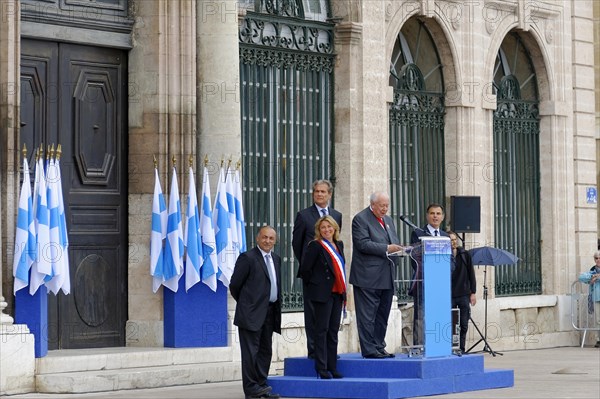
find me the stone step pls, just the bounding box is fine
[35,347,238,393]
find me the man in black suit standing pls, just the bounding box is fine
[349,192,403,358]
[230,226,282,399]
[409,203,449,347]
[292,180,343,359]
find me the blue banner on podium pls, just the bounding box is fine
[163,277,228,348]
[421,236,452,358]
[15,286,48,358]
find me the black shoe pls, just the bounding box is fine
[329,370,343,379]
[363,352,387,359]
[379,349,395,358]
[260,393,281,398]
[595,341,600,348]
[246,386,271,399]
[317,369,332,379]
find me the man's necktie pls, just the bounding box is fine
[321,208,328,216]
[434,230,439,236]
[265,254,277,302]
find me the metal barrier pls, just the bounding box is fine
[570,280,600,347]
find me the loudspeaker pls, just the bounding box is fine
[451,196,480,233]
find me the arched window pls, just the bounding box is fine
[492,32,541,296]
[388,18,445,299]
[239,0,335,310]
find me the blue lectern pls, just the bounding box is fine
[420,236,452,358]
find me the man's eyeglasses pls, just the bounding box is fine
[595,257,600,260]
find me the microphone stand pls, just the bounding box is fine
[466,265,502,356]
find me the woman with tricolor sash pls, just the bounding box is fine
[298,215,346,379]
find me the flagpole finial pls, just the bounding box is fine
[46,144,51,160]
[172,156,177,167]
[50,143,55,159]
[204,154,209,166]
[39,143,44,159]
[22,143,27,159]
[56,144,62,160]
[153,154,157,168]
[220,157,224,167]
[189,155,193,168]
[236,159,241,170]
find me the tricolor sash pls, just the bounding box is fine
[318,239,346,291]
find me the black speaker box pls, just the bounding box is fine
[451,196,480,233]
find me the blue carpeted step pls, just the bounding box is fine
[284,353,484,379]
[268,376,455,399]
[269,353,514,399]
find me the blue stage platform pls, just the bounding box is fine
[268,353,513,399]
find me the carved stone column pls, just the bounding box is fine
[0,1,35,395]
[196,0,241,170]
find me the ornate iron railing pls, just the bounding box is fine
[389,78,446,300]
[493,78,541,296]
[239,10,335,311]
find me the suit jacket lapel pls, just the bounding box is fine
[256,248,270,279]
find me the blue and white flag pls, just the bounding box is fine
[163,166,184,292]
[213,167,235,286]
[184,166,202,291]
[225,167,240,260]
[233,169,247,253]
[54,154,71,294]
[200,166,218,292]
[13,155,37,294]
[150,168,167,293]
[30,155,51,295]
[45,156,67,295]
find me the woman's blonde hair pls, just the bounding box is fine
[314,215,340,241]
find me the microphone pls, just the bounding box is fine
[399,215,421,231]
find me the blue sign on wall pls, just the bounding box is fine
[587,187,597,204]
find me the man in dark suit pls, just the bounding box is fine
[292,180,342,358]
[448,230,476,353]
[409,203,449,347]
[349,192,403,358]
[230,226,282,399]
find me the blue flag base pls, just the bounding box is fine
[163,277,228,348]
[15,286,48,358]
[268,353,514,398]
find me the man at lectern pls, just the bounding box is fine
[350,192,403,358]
[409,203,449,347]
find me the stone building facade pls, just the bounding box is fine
[0,0,597,394]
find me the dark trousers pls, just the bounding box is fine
[452,295,471,352]
[239,304,275,395]
[302,281,316,358]
[412,287,423,346]
[312,293,343,372]
[354,286,393,356]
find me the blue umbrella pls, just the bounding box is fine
[468,246,519,266]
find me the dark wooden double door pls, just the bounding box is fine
[20,39,128,349]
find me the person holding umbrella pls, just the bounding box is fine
[578,251,600,348]
[448,231,477,354]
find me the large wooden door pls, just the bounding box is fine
[20,39,128,349]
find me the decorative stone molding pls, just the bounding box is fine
[334,21,362,46]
